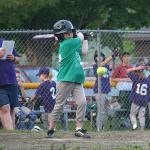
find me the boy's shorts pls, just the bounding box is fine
[0,84,19,108]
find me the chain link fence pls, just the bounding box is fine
[0,30,150,132]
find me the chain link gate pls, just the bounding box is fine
[0,30,150,132]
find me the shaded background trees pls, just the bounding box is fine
[0,0,150,66]
[0,0,150,30]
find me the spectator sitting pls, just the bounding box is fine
[112,51,132,91]
[14,69,37,130]
[29,67,56,129]
[127,65,150,130]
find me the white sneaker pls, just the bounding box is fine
[31,125,43,132]
[133,124,137,130]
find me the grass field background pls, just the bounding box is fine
[0,129,150,150]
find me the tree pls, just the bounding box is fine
[0,0,150,30]
[0,0,59,29]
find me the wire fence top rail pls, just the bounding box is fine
[1,29,150,34]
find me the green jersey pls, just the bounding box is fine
[57,37,85,83]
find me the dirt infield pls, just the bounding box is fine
[0,130,150,150]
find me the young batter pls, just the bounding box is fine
[47,20,90,138]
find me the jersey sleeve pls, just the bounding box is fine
[128,72,139,81]
[35,83,45,96]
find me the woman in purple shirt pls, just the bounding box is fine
[0,42,20,130]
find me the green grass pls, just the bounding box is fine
[56,120,97,131]
[0,147,4,150]
[37,118,130,132]
[0,145,147,150]
[51,145,149,150]
[0,146,141,150]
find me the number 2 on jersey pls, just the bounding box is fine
[50,87,56,99]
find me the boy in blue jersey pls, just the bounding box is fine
[30,67,56,129]
[93,50,119,131]
[127,65,150,130]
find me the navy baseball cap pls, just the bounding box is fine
[36,67,50,76]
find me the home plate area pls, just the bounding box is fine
[0,130,150,150]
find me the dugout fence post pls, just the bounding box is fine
[96,30,102,132]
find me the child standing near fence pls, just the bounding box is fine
[93,49,119,131]
[30,67,56,129]
[144,62,150,121]
[127,65,150,130]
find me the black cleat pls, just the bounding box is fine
[47,128,55,138]
[80,128,87,133]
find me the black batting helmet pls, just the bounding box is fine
[53,20,74,35]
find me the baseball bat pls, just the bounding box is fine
[32,34,55,40]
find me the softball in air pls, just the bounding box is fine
[96,67,107,76]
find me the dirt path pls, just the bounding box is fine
[0,130,150,150]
